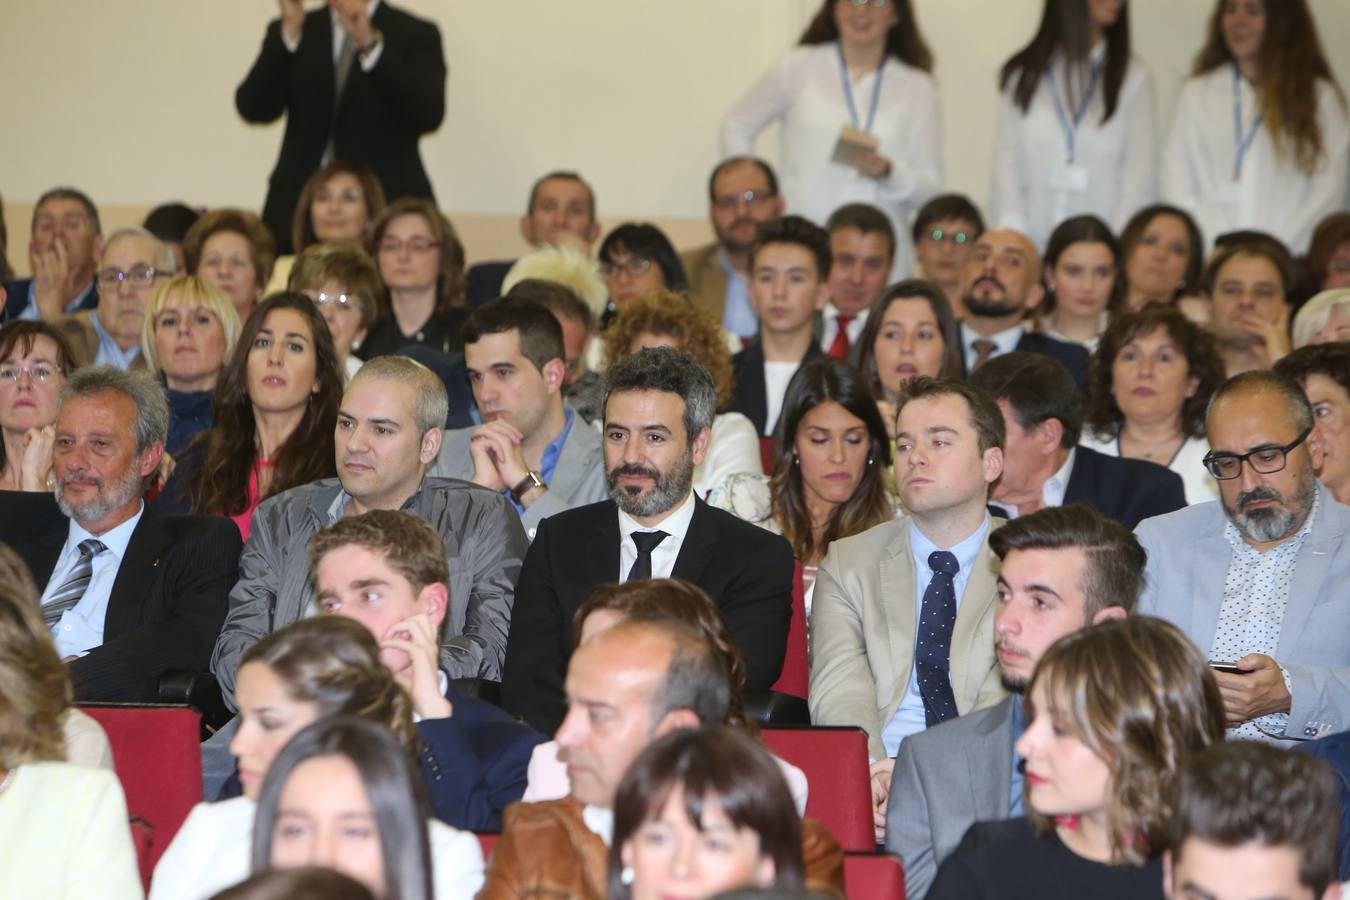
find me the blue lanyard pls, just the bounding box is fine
[1045,62,1102,164]
[837,44,885,134]
[1232,63,1263,180]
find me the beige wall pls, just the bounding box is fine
[4,0,1348,275]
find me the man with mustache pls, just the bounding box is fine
[956,228,1090,391]
[0,367,240,701]
[1138,370,1350,743]
[501,346,794,735]
[682,156,785,340]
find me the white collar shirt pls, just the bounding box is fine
[42,503,145,658]
[616,491,697,582]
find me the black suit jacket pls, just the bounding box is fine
[235,3,446,253]
[501,497,795,734]
[989,446,1187,531]
[728,340,825,437]
[958,325,1092,393]
[466,260,515,308]
[0,492,241,702]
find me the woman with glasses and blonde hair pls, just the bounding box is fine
[0,321,78,492]
[927,616,1225,899]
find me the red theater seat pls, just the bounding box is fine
[843,852,906,899]
[769,561,808,699]
[760,726,873,851]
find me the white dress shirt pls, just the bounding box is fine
[959,321,1024,373]
[617,490,698,582]
[1162,66,1349,254]
[721,42,943,278]
[40,503,145,659]
[820,302,869,355]
[281,0,384,70]
[999,448,1076,519]
[990,46,1157,251]
[763,360,800,436]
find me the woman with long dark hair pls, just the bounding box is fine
[991,0,1155,251]
[721,0,941,275]
[1163,0,1348,255]
[1119,204,1205,312]
[1035,215,1123,350]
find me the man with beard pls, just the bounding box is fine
[955,228,1090,391]
[682,157,785,340]
[1138,370,1350,743]
[884,504,1139,898]
[0,367,240,701]
[500,346,794,734]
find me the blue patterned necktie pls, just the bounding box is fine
[916,550,960,726]
[42,539,106,627]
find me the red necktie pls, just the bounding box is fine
[827,314,855,360]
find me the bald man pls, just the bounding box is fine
[956,229,1089,390]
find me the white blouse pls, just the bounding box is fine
[721,42,943,277]
[1162,66,1350,255]
[694,411,763,500]
[1079,431,1220,506]
[989,48,1157,251]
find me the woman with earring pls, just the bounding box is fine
[721,0,942,276]
[1163,0,1348,255]
[1034,215,1123,351]
[991,0,1156,251]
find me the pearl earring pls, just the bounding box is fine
[621,866,635,886]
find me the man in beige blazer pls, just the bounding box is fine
[681,156,783,340]
[810,376,1008,769]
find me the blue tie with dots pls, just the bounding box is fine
[916,550,960,727]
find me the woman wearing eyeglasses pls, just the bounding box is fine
[990,0,1155,253]
[597,223,689,328]
[360,199,470,361]
[0,321,77,492]
[1162,0,1348,256]
[288,242,386,383]
[721,0,941,278]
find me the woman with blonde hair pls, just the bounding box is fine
[927,616,1225,898]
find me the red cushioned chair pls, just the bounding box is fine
[769,561,807,699]
[759,436,776,475]
[760,726,873,851]
[80,705,203,889]
[843,852,905,899]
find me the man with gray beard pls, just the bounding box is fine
[1138,370,1350,744]
[500,347,794,734]
[0,367,240,701]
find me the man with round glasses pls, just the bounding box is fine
[1137,370,1350,744]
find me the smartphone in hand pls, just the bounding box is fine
[1209,661,1244,675]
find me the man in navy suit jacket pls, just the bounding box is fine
[971,352,1186,529]
[2,188,102,323]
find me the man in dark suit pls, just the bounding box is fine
[956,228,1090,391]
[0,367,240,702]
[970,352,1186,529]
[236,0,446,254]
[728,216,831,436]
[2,187,102,323]
[502,346,794,734]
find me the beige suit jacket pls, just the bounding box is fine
[808,516,1007,761]
[681,242,729,325]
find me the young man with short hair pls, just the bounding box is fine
[823,203,895,360]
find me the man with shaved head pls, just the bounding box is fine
[956,228,1089,390]
[1138,370,1350,744]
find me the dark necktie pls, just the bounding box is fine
[827,314,856,360]
[915,550,960,727]
[42,539,106,627]
[324,32,357,165]
[971,339,998,370]
[625,530,669,583]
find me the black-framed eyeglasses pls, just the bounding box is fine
[600,257,654,280]
[1202,427,1312,480]
[712,189,777,213]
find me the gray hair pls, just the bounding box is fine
[347,356,448,436]
[602,346,715,440]
[1206,370,1315,437]
[60,367,170,454]
[101,225,176,274]
[1292,288,1350,349]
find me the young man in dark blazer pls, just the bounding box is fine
[502,346,795,735]
[236,0,446,254]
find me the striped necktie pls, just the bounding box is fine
[42,539,106,628]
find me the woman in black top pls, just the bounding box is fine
[926,616,1224,899]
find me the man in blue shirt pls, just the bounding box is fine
[3,187,103,323]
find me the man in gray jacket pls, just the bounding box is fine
[211,355,528,707]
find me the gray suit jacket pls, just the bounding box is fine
[1137,489,1350,741]
[886,697,1016,899]
[210,477,528,706]
[430,405,608,538]
[809,517,1008,761]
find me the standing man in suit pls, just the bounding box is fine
[810,376,1008,763]
[1139,370,1350,744]
[970,352,1187,529]
[956,228,1090,390]
[885,504,1140,898]
[2,187,102,323]
[430,298,607,538]
[822,204,894,361]
[681,156,784,340]
[0,367,241,702]
[501,346,794,734]
[237,0,446,255]
[728,216,830,436]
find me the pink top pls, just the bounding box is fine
[228,459,273,542]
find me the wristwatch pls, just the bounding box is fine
[509,471,546,504]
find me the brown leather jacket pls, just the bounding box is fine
[476,797,845,899]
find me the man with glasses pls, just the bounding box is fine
[682,156,785,340]
[54,227,173,369]
[1138,370,1350,744]
[3,187,103,323]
